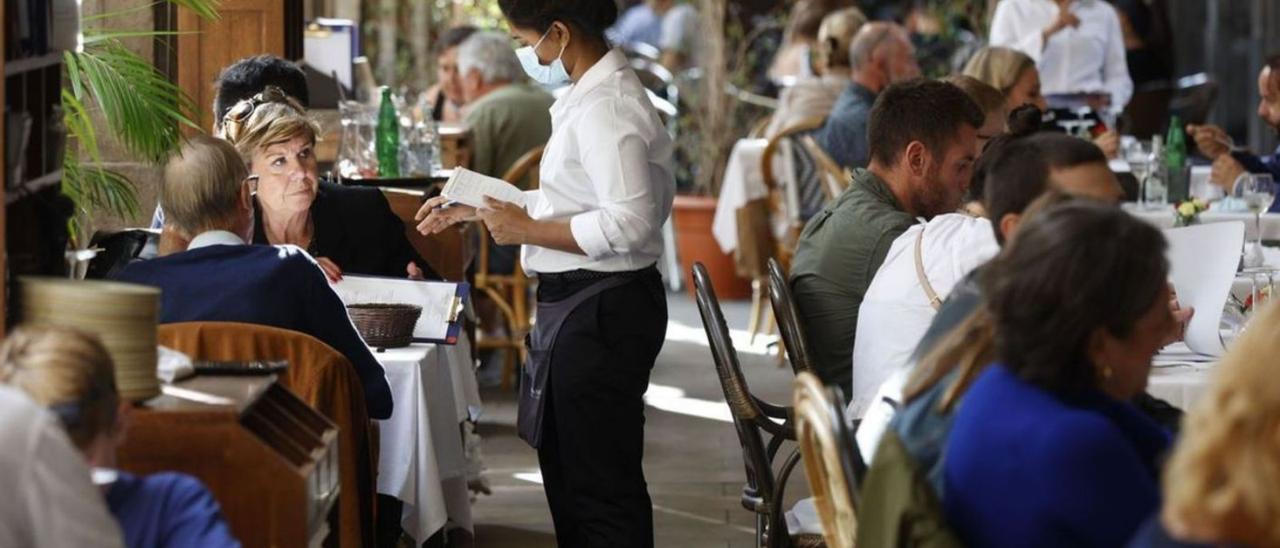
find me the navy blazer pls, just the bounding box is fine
[115,243,393,419]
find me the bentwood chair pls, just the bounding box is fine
[476,145,543,389]
[693,263,824,548]
[798,135,852,201]
[794,372,868,548]
[1170,73,1218,127]
[749,117,827,344]
[157,322,377,548]
[767,258,815,376]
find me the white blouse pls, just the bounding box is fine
[523,48,676,275]
[849,214,999,418]
[989,0,1133,110]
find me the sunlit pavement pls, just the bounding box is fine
[470,291,811,548]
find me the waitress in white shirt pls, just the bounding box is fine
[416,1,673,545]
[989,0,1132,112]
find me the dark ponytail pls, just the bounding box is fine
[498,0,619,45]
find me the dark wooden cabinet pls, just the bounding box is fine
[118,375,340,548]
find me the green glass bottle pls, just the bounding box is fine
[376,86,400,177]
[1165,115,1188,202]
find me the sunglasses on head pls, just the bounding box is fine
[220,85,306,141]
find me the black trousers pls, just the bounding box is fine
[536,270,667,548]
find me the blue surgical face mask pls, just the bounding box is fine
[516,28,571,87]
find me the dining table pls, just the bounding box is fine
[372,332,482,543]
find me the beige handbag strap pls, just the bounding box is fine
[914,225,942,311]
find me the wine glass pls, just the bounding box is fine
[1233,173,1277,268]
[1123,140,1152,207]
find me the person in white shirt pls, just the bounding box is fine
[657,1,700,71]
[852,132,1127,466]
[989,0,1133,112]
[849,214,1000,418]
[416,1,674,545]
[0,384,124,548]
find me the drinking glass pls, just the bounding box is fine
[1124,140,1153,208]
[1232,173,1277,268]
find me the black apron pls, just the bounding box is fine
[517,274,637,447]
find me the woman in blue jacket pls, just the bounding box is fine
[943,201,1175,548]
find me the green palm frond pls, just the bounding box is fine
[65,41,200,164]
[61,0,220,230]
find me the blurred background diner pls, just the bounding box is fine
[4,0,1280,546]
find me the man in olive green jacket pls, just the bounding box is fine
[789,79,983,396]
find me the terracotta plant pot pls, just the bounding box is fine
[671,194,752,300]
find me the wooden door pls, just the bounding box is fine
[176,0,286,131]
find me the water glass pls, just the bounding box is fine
[1232,173,1277,268]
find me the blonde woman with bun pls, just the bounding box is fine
[1129,301,1280,547]
[766,6,868,137]
[964,45,1119,159]
[0,326,239,548]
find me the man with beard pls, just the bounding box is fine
[1188,53,1280,206]
[789,79,982,395]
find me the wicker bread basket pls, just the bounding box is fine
[348,303,422,348]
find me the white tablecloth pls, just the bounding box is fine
[1146,342,1215,411]
[374,334,481,542]
[1126,204,1280,241]
[712,138,797,254]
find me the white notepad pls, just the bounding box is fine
[1164,222,1245,357]
[440,168,527,209]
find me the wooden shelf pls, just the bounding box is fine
[4,53,63,77]
[6,170,63,205]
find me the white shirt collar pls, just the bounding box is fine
[561,49,629,108]
[187,230,246,250]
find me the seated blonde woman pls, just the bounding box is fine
[1128,301,1280,548]
[219,86,438,281]
[964,46,1119,158]
[765,7,867,137]
[0,326,239,548]
[115,136,393,419]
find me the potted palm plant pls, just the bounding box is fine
[669,0,767,300]
[62,0,219,243]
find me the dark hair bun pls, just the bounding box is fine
[1007,104,1043,137]
[499,0,619,39]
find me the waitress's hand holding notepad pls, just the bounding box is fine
[441,168,527,209]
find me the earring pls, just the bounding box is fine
[1100,364,1113,380]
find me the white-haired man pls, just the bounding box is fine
[457,31,555,186]
[456,31,556,279]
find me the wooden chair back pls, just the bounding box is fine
[157,321,377,548]
[798,134,852,201]
[767,258,815,375]
[794,371,865,548]
[382,187,471,281]
[762,117,825,268]
[474,144,545,389]
[693,262,804,548]
[1170,73,1218,126]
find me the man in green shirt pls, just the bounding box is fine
[789,79,983,395]
[457,31,556,274]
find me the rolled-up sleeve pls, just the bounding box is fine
[568,99,665,260]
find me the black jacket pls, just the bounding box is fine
[254,181,440,280]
